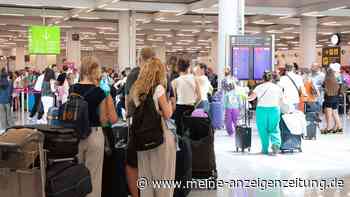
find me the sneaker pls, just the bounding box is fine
[271,145,279,156]
[36,119,47,125]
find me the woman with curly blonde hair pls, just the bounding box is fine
[129,57,176,197]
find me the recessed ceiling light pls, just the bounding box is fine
[98,4,108,8]
[252,20,274,25]
[41,15,63,18]
[0,13,24,17]
[78,16,100,20]
[279,15,292,19]
[328,6,347,11]
[86,9,94,13]
[154,28,171,32]
[193,20,213,24]
[322,21,342,26]
[280,36,295,40]
[112,0,120,3]
[301,11,324,17]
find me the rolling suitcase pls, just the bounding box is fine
[235,100,252,152]
[174,136,192,197]
[102,122,129,197]
[0,127,46,197]
[183,113,217,179]
[280,118,302,153]
[304,112,317,140]
[209,101,224,129]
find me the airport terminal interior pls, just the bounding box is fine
[1,0,350,197]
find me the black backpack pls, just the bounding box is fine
[130,90,163,151]
[59,86,95,139]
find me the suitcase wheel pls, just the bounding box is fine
[236,147,239,152]
[247,148,251,152]
[299,148,302,153]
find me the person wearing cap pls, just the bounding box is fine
[248,71,284,155]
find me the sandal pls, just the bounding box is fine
[335,128,344,134]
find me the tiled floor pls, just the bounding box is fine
[12,112,350,197]
[189,116,350,197]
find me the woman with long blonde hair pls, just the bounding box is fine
[130,57,176,197]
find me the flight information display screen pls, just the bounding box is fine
[253,47,272,80]
[231,47,250,80]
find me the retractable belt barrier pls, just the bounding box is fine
[13,88,40,114]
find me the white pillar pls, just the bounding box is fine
[118,11,136,70]
[300,16,317,68]
[218,0,245,86]
[15,47,25,70]
[154,46,166,64]
[210,33,218,73]
[66,32,81,69]
[35,55,48,71]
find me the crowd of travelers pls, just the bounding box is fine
[0,46,350,196]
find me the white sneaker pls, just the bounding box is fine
[36,119,47,125]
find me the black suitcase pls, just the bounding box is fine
[46,160,92,197]
[235,126,252,152]
[183,114,217,179]
[174,136,192,197]
[102,123,129,197]
[235,100,252,152]
[11,125,79,159]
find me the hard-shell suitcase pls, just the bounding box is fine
[304,112,317,140]
[235,126,252,152]
[183,113,216,179]
[209,101,224,129]
[235,100,252,152]
[102,123,129,197]
[174,136,192,197]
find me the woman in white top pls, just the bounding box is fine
[130,57,176,197]
[249,71,284,155]
[172,59,201,136]
[194,64,213,112]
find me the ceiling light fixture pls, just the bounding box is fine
[112,0,120,3]
[154,28,171,31]
[279,15,292,19]
[176,10,187,16]
[280,36,295,39]
[98,4,108,8]
[78,16,100,20]
[328,6,347,11]
[0,13,24,17]
[301,11,324,17]
[252,20,274,25]
[86,8,94,13]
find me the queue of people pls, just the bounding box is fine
[1,46,350,197]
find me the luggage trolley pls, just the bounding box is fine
[0,128,46,197]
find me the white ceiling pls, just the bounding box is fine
[1,0,350,54]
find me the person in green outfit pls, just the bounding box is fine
[248,71,284,155]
